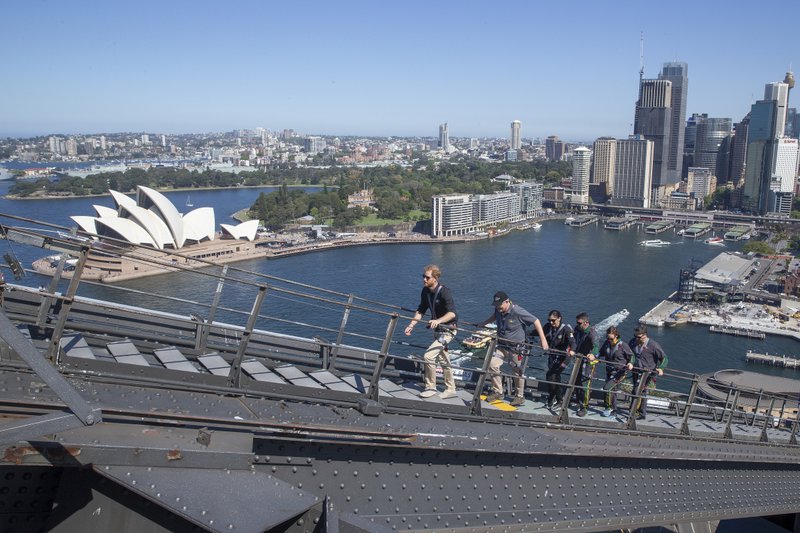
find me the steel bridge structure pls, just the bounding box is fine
[0,217,799,533]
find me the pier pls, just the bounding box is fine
[644,220,675,234]
[604,216,636,230]
[709,325,766,339]
[684,222,713,238]
[746,350,800,369]
[568,214,598,227]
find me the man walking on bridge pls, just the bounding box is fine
[405,264,458,399]
[629,325,668,420]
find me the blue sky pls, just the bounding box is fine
[2,1,797,141]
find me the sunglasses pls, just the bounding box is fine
[422,275,433,280]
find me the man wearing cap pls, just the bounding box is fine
[477,291,548,405]
[404,264,458,399]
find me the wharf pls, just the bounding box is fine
[604,216,636,230]
[724,225,753,241]
[746,350,800,369]
[710,325,766,339]
[568,214,598,227]
[644,220,674,234]
[683,222,713,238]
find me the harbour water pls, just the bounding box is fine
[0,181,798,386]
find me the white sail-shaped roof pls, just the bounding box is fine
[120,204,176,249]
[182,207,216,242]
[95,217,157,247]
[138,186,185,247]
[109,190,136,209]
[93,205,118,218]
[71,215,99,236]
[220,220,259,241]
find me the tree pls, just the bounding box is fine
[742,240,775,255]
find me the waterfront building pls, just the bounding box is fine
[431,188,529,237]
[508,181,543,215]
[431,194,475,237]
[571,146,591,206]
[610,135,654,208]
[438,123,450,151]
[591,137,616,194]
[694,117,732,177]
[510,120,521,150]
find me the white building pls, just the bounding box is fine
[510,120,521,150]
[611,136,654,208]
[571,146,592,206]
[591,138,616,191]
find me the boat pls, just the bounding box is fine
[704,236,725,246]
[640,239,670,247]
[185,195,194,207]
[564,216,575,225]
[532,222,542,229]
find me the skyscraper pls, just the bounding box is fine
[545,135,566,161]
[729,114,750,186]
[634,62,688,198]
[510,120,521,150]
[438,123,449,151]
[694,117,732,176]
[683,113,707,176]
[611,135,654,208]
[591,138,617,192]
[571,147,592,205]
[634,78,672,193]
[742,81,791,214]
[660,62,689,184]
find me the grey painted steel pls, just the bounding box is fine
[60,333,95,359]
[367,314,399,401]
[227,285,267,388]
[0,311,100,426]
[95,464,320,533]
[0,412,85,446]
[46,247,89,364]
[198,264,227,353]
[329,293,355,371]
[559,356,583,425]
[680,376,699,435]
[469,337,497,416]
[241,359,285,383]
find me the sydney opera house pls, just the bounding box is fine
[34,186,265,282]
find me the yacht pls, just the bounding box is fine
[564,217,575,225]
[704,236,725,246]
[640,239,670,247]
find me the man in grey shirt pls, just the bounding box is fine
[478,291,548,405]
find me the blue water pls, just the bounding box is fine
[0,181,797,390]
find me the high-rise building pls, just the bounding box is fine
[660,62,689,184]
[715,134,734,184]
[438,123,449,151]
[571,147,592,205]
[683,113,707,177]
[591,138,617,192]
[545,135,566,161]
[304,136,326,154]
[508,181,543,215]
[742,81,793,214]
[510,120,521,150]
[142,134,150,145]
[694,117,732,176]
[634,78,672,193]
[729,114,750,186]
[687,167,715,201]
[610,135,654,208]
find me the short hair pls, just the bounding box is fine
[548,310,562,319]
[576,312,589,322]
[634,325,648,336]
[606,325,620,338]
[424,264,441,279]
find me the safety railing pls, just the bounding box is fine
[0,214,798,445]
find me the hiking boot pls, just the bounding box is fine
[419,389,438,398]
[485,392,503,402]
[510,396,525,407]
[438,389,457,399]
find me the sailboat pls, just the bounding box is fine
[185,195,194,207]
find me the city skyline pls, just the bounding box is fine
[1,1,797,140]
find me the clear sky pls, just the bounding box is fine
[2,0,797,141]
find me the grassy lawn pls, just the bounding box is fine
[355,210,427,226]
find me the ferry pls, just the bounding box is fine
[640,239,670,247]
[564,216,575,225]
[532,222,542,229]
[704,236,725,246]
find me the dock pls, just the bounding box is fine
[644,220,675,234]
[604,216,636,230]
[746,350,800,369]
[709,325,766,339]
[724,225,753,241]
[683,222,713,238]
[568,214,598,227]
